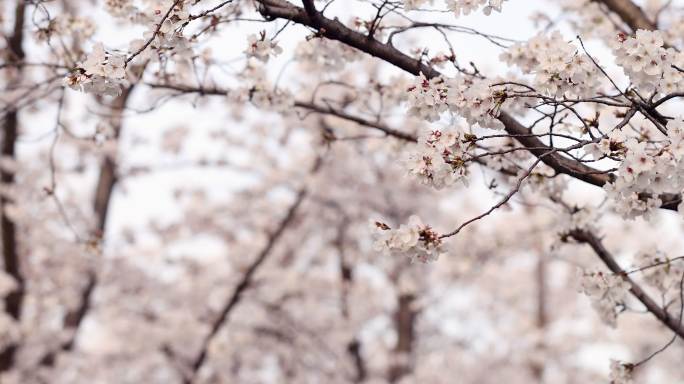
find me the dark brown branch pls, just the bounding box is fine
[347,339,366,383]
[0,0,26,372]
[255,0,681,212]
[296,101,418,142]
[595,0,656,31]
[93,87,135,234]
[569,229,684,339]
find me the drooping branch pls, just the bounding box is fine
[569,229,684,339]
[255,0,681,211]
[0,0,26,372]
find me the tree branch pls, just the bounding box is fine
[595,0,656,31]
[569,229,684,339]
[145,83,418,142]
[93,87,135,234]
[39,84,137,367]
[255,0,681,211]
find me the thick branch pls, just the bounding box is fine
[569,229,684,339]
[497,113,612,186]
[256,0,680,211]
[595,0,656,31]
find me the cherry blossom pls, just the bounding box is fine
[372,216,445,263]
[4,0,684,383]
[578,270,630,327]
[64,43,127,96]
[447,0,507,16]
[609,360,634,384]
[405,127,471,189]
[245,32,283,62]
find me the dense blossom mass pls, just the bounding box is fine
[1,0,684,383]
[578,269,631,327]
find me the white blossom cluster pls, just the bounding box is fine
[295,38,360,71]
[132,1,193,63]
[156,0,190,35]
[406,74,449,122]
[35,15,96,41]
[406,74,506,129]
[501,31,601,98]
[405,127,471,189]
[250,87,294,114]
[105,0,135,17]
[403,0,507,16]
[583,129,626,161]
[67,1,196,96]
[578,269,630,327]
[612,30,684,95]
[603,118,684,219]
[446,0,506,16]
[228,64,294,114]
[633,249,684,292]
[403,0,433,10]
[445,76,506,130]
[371,216,445,263]
[64,0,191,96]
[609,360,634,384]
[245,33,283,63]
[63,43,127,96]
[561,0,618,40]
[557,206,598,235]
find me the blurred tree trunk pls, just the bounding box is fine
[0,0,25,372]
[388,293,416,383]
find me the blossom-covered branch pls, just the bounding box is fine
[569,229,684,339]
